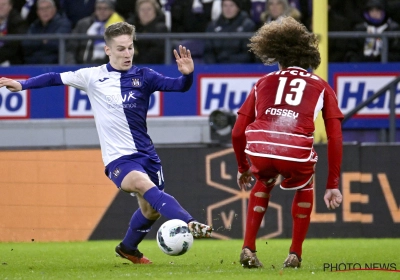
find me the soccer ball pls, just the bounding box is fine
[156,219,193,256]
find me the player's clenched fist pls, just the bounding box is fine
[324,189,343,210]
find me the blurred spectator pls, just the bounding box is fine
[12,0,62,25]
[203,0,256,64]
[211,0,253,20]
[332,0,367,29]
[289,0,311,30]
[65,0,124,65]
[22,0,71,64]
[328,0,352,62]
[387,0,400,24]
[225,0,308,30]
[260,0,301,27]
[10,0,26,11]
[345,0,400,62]
[248,0,265,28]
[114,0,163,21]
[0,0,28,66]
[61,0,96,29]
[114,0,140,20]
[129,0,167,64]
[168,0,214,32]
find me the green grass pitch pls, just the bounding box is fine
[1,239,399,279]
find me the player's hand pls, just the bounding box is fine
[237,170,254,191]
[173,45,194,75]
[324,188,343,210]
[0,77,22,92]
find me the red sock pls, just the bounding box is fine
[242,180,273,252]
[289,184,314,259]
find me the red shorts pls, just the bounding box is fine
[248,151,317,190]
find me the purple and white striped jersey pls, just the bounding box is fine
[20,63,193,166]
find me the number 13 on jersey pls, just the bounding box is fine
[275,77,306,106]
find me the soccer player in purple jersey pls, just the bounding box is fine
[0,21,212,264]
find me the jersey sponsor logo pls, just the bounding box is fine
[106,91,137,106]
[131,78,141,87]
[0,76,29,119]
[98,77,109,82]
[334,72,400,117]
[198,74,263,116]
[271,69,319,80]
[66,87,162,117]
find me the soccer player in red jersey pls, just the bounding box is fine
[232,16,344,269]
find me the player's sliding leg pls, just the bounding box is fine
[240,179,275,268]
[284,181,314,268]
[143,186,213,238]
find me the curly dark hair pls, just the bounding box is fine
[248,16,321,69]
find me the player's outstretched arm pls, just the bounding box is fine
[324,188,343,210]
[173,45,194,75]
[0,77,22,92]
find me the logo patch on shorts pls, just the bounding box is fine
[112,167,121,178]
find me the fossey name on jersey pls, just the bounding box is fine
[265,107,299,119]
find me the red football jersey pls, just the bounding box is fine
[238,67,343,161]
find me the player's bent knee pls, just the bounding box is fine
[121,171,155,194]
